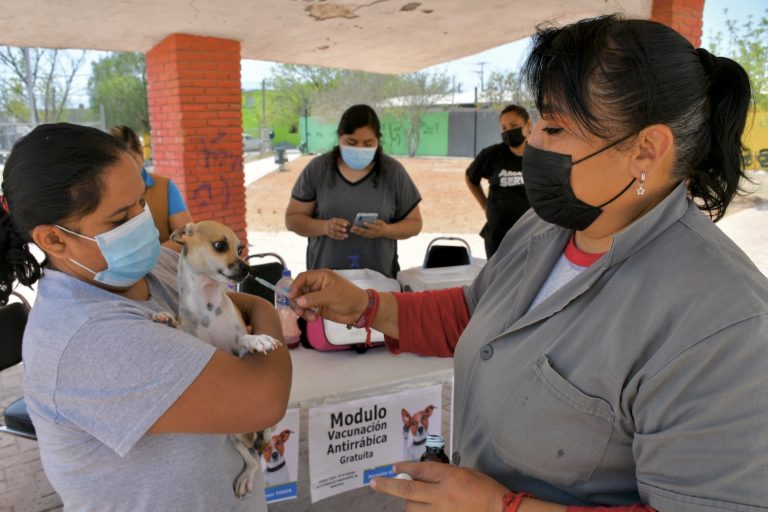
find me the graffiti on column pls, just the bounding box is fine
[192,130,239,208]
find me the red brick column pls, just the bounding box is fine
[145,34,247,244]
[651,0,705,47]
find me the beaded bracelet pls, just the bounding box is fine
[349,289,380,347]
[502,491,534,512]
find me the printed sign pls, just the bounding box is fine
[308,384,443,502]
[260,407,300,503]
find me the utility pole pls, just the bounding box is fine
[261,78,266,140]
[302,91,309,154]
[22,48,38,126]
[474,61,489,92]
[473,86,478,157]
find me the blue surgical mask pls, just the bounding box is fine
[340,144,377,170]
[57,205,161,288]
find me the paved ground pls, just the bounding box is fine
[1,156,765,512]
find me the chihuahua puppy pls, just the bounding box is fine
[162,220,281,498]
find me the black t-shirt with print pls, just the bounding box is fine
[466,143,530,249]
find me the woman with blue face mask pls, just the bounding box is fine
[0,123,291,511]
[285,104,423,278]
[108,124,193,247]
[285,15,768,512]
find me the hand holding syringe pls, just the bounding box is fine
[249,276,318,314]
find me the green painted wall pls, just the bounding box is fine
[299,111,450,156]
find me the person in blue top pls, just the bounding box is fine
[109,125,192,245]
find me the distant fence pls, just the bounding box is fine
[299,108,768,169]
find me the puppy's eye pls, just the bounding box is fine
[237,245,244,256]
[212,240,229,253]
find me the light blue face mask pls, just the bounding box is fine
[340,144,377,170]
[57,205,161,288]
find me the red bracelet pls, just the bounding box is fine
[502,491,534,512]
[350,289,380,346]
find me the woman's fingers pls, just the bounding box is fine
[290,270,368,324]
[370,475,439,504]
[394,461,446,484]
[326,218,350,239]
[349,220,385,239]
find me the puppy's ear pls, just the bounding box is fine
[170,222,195,245]
[401,409,412,424]
[280,429,293,441]
[423,405,435,418]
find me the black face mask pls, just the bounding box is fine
[522,134,636,231]
[501,127,526,148]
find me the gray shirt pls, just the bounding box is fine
[455,183,768,511]
[291,151,421,277]
[22,249,267,511]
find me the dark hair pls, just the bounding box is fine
[522,14,752,221]
[108,124,143,156]
[331,104,384,187]
[0,123,125,304]
[500,104,530,123]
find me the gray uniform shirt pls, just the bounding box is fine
[455,183,768,511]
[291,151,421,277]
[23,249,267,512]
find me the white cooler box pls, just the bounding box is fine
[397,259,485,291]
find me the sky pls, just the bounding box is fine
[63,0,765,105]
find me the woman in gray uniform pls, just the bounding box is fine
[288,15,767,512]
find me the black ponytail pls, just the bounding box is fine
[0,211,41,305]
[0,123,125,304]
[688,52,752,221]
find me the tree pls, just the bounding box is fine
[269,66,453,156]
[0,47,87,124]
[481,69,534,110]
[382,70,452,157]
[709,8,768,110]
[268,64,341,128]
[87,52,148,132]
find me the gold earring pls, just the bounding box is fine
[637,171,646,196]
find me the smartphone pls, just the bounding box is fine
[353,212,378,227]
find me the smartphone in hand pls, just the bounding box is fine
[353,212,378,227]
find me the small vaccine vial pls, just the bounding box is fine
[419,434,450,463]
[394,472,413,480]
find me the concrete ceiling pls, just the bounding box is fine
[0,0,652,74]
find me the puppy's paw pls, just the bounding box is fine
[234,472,253,498]
[151,312,179,328]
[238,334,281,355]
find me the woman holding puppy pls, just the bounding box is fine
[289,15,768,512]
[285,104,423,278]
[0,123,291,511]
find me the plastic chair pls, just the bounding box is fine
[423,237,471,269]
[237,252,287,303]
[0,291,36,440]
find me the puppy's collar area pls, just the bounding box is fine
[266,461,286,473]
[412,437,427,446]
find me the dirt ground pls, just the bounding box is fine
[246,155,487,233]
[245,155,767,232]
